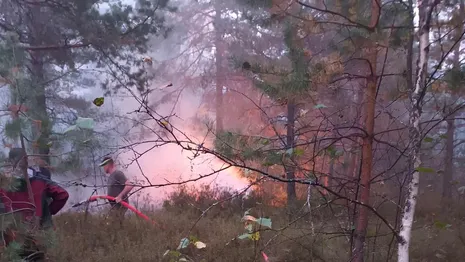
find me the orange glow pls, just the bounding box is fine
[269,186,287,207]
[219,165,248,184]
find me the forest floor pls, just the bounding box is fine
[17,187,465,261]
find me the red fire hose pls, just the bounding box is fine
[73,195,160,227]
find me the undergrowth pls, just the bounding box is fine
[3,185,465,262]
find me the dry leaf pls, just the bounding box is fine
[194,241,206,249]
[242,215,257,222]
[299,109,309,117]
[143,57,153,65]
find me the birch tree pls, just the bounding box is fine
[398,0,441,261]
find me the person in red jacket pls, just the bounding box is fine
[0,148,69,260]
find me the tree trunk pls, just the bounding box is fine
[352,54,377,262]
[28,5,51,166]
[442,2,463,201]
[328,156,335,190]
[286,100,297,208]
[398,0,438,261]
[352,1,379,261]
[343,87,361,239]
[214,2,224,133]
[30,54,51,166]
[347,87,361,192]
[442,113,455,200]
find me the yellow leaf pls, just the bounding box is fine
[294,148,305,156]
[251,232,260,241]
[160,120,169,127]
[93,97,104,107]
[159,119,173,132]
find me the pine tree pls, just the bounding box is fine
[211,0,315,210]
[0,0,176,165]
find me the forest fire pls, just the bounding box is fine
[202,160,250,190]
[267,186,287,207]
[0,0,461,261]
[219,165,249,186]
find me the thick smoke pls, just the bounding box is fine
[61,66,249,212]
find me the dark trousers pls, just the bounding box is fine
[107,205,128,228]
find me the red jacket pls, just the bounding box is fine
[0,168,69,243]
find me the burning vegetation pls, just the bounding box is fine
[1,0,465,261]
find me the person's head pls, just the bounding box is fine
[8,148,27,169]
[99,156,115,174]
